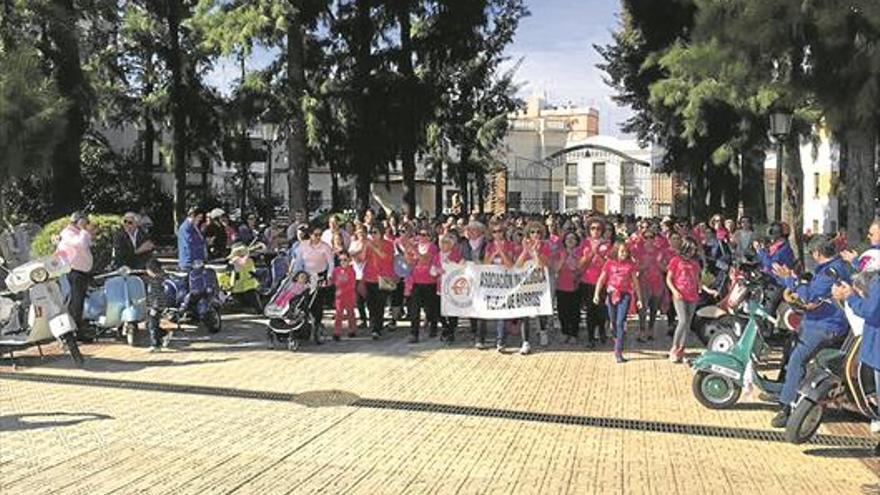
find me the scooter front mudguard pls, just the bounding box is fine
[121,306,145,323]
[48,313,76,338]
[796,368,839,404]
[691,351,747,383]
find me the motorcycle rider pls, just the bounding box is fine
[753,222,796,273]
[56,211,96,341]
[111,212,154,270]
[177,207,206,270]
[769,236,851,428]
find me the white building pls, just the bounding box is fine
[764,127,841,234]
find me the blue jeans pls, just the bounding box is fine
[779,324,841,406]
[606,293,631,356]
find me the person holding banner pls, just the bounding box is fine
[593,242,643,363]
[579,220,612,348]
[484,223,521,353]
[437,232,463,342]
[555,232,584,344]
[461,222,489,348]
[516,222,553,352]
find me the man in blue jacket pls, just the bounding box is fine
[177,207,206,270]
[770,236,851,428]
[754,222,797,272]
[841,219,880,272]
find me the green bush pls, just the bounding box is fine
[31,214,123,273]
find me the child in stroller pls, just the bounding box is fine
[264,270,325,350]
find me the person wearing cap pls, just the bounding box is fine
[111,212,154,270]
[204,208,228,259]
[177,207,206,270]
[56,212,97,340]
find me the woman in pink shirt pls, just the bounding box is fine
[579,220,612,347]
[299,226,335,331]
[406,227,440,343]
[636,228,667,342]
[666,237,702,363]
[555,232,583,344]
[484,223,516,352]
[363,223,396,339]
[514,222,552,354]
[593,242,642,363]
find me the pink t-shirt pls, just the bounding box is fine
[668,255,701,302]
[363,237,395,283]
[579,238,611,284]
[602,259,638,300]
[332,265,357,305]
[556,248,582,292]
[299,240,334,274]
[637,242,666,297]
[519,240,552,264]
[411,241,440,285]
[485,240,513,266]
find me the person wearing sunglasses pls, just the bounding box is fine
[635,228,665,342]
[111,211,154,270]
[461,221,489,348]
[484,222,516,352]
[406,229,441,343]
[578,220,612,347]
[515,222,552,352]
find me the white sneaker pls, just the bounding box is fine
[539,331,548,347]
[519,341,531,355]
[871,420,880,434]
[162,331,174,348]
[148,346,160,353]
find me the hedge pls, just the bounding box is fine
[31,214,123,274]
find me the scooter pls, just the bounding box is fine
[693,261,800,353]
[0,222,41,271]
[82,266,147,346]
[163,260,222,334]
[783,331,877,443]
[0,255,83,366]
[691,300,784,409]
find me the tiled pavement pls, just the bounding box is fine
[1,316,878,494]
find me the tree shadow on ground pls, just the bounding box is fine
[0,412,113,432]
[43,356,237,373]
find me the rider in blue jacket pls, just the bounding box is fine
[770,235,851,428]
[177,207,206,270]
[754,223,797,273]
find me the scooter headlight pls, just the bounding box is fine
[30,267,49,283]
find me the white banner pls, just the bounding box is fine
[440,261,553,319]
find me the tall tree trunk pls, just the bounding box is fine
[47,0,85,216]
[843,127,876,241]
[330,171,340,211]
[396,6,417,218]
[740,148,767,223]
[690,162,708,221]
[167,0,186,226]
[2,0,15,50]
[142,53,155,205]
[286,10,309,217]
[782,136,805,266]
[353,0,373,213]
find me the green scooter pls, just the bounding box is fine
[691,300,782,409]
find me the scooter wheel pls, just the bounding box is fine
[785,399,824,444]
[203,309,222,334]
[693,371,741,409]
[62,333,85,367]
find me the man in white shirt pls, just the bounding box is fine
[321,215,350,250]
[56,212,97,340]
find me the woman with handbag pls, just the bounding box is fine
[363,223,396,339]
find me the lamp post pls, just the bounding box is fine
[769,110,793,222]
[261,121,278,202]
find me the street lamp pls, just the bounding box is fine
[769,110,793,222]
[261,121,278,201]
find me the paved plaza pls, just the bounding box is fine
[1,316,878,495]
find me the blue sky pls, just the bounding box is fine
[507,0,632,136]
[205,0,632,136]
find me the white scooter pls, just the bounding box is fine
[0,254,83,367]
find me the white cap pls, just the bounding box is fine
[209,208,225,220]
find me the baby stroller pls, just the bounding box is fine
[263,272,325,351]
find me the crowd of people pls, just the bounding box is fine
[54,204,880,435]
